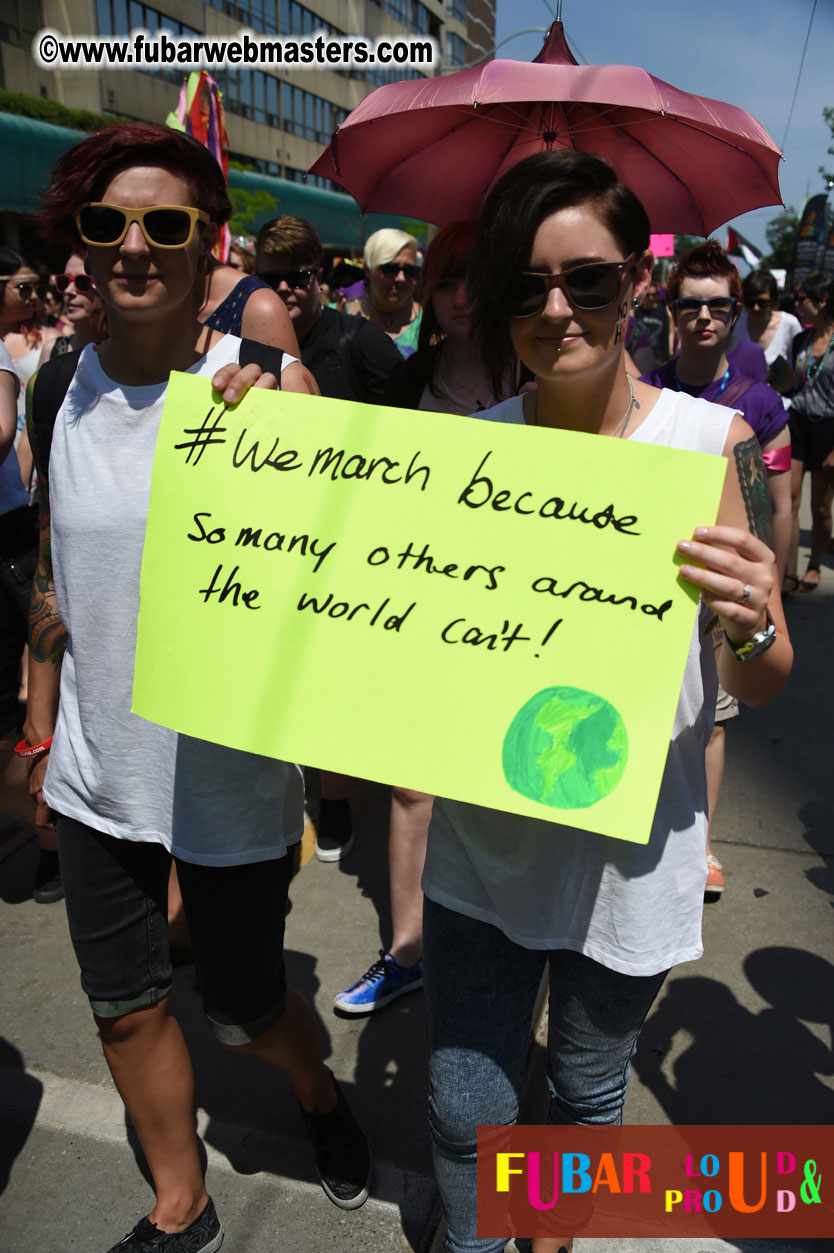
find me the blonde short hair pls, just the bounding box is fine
[363,228,418,272]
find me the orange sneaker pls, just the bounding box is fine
[706,854,725,894]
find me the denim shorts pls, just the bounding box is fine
[57,815,295,1045]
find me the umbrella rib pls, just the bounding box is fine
[559,103,710,231]
[483,103,568,205]
[559,102,774,158]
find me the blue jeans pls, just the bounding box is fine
[423,897,668,1253]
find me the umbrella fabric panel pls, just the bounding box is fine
[322,100,780,233]
[311,21,782,236]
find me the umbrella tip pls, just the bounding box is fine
[533,19,580,66]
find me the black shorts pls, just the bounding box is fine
[57,815,294,1044]
[789,408,834,471]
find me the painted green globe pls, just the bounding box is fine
[502,685,628,810]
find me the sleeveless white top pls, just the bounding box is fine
[422,389,735,976]
[43,337,305,865]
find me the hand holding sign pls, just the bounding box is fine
[133,378,726,844]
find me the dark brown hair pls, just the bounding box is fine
[468,151,650,398]
[256,215,322,268]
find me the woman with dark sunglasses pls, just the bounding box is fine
[736,269,802,392]
[645,243,791,580]
[419,152,791,1253]
[0,248,60,438]
[642,242,791,898]
[346,228,422,356]
[21,122,372,1253]
[39,254,107,364]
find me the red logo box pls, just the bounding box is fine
[477,1125,832,1239]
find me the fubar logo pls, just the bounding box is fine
[476,1125,831,1239]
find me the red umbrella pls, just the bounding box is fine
[310,22,782,235]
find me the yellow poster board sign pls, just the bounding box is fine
[132,377,726,844]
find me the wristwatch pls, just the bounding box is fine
[724,609,776,662]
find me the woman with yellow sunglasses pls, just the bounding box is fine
[22,122,371,1253]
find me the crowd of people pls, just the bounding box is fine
[2,117,823,1252]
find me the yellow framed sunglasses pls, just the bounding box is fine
[75,203,210,249]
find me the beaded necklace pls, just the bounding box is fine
[804,332,834,385]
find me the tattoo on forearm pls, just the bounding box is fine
[734,436,774,550]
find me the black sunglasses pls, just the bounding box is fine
[1,280,47,300]
[55,273,95,294]
[259,267,316,291]
[743,297,771,311]
[508,256,637,317]
[377,262,419,281]
[673,296,737,320]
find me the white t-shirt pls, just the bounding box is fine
[736,310,803,364]
[422,389,735,976]
[43,336,305,865]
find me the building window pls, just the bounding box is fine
[95,0,201,82]
[446,0,466,22]
[445,32,466,67]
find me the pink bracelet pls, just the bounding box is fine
[14,736,53,760]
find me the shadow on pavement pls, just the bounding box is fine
[633,947,834,1124]
[0,1039,43,1195]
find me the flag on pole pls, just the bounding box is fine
[725,226,762,269]
[166,71,230,262]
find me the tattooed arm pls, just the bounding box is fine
[22,382,67,825]
[676,417,792,707]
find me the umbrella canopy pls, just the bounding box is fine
[310,22,782,235]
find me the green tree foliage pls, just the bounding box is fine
[673,234,704,259]
[228,188,278,235]
[762,208,799,269]
[818,105,834,188]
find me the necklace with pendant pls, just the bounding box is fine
[531,372,640,436]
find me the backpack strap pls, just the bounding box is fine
[238,339,284,386]
[714,374,756,411]
[29,350,83,486]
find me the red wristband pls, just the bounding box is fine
[14,735,53,760]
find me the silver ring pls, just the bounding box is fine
[740,583,752,603]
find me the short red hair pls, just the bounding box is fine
[666,240,742,307]
[38,122,231,247]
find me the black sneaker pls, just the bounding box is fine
[298,1071,372,1209]
[33,850,64,904]
[314,798,354,862]
[106,1198,223,1251]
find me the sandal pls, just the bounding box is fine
[781,574,800,598]
[798,565,821,593]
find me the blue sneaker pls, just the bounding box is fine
[334,950,423,1014]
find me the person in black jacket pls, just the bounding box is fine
[256,216,402,405]
[256,216,403,863]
